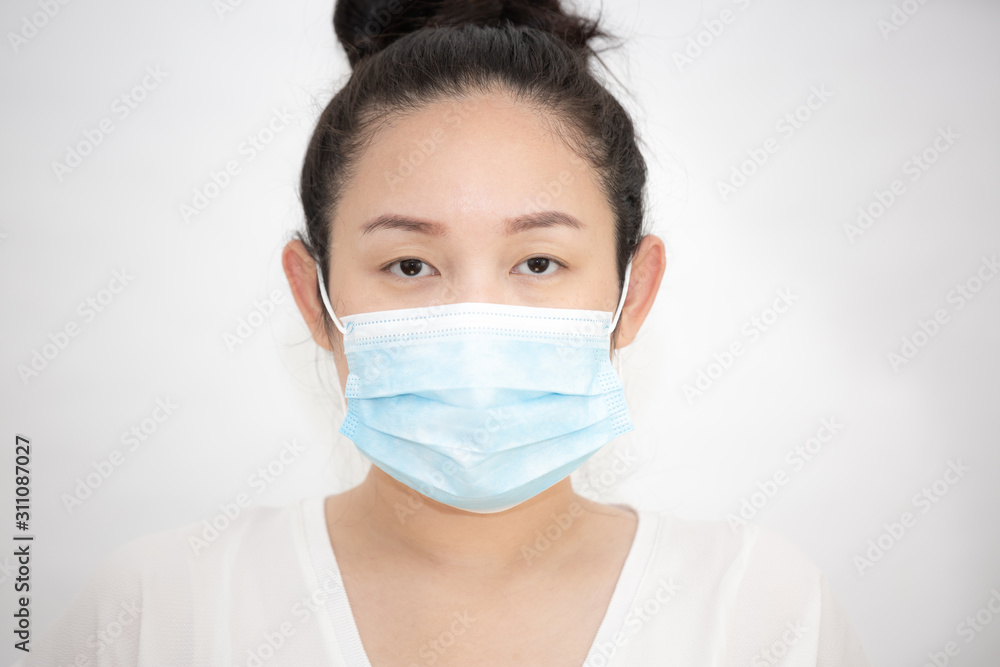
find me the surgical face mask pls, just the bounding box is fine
[315,261,634,513]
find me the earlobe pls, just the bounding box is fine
[282,240,335,352]
[611,234,667,349]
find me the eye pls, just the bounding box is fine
[385,258,438,278]
[513,256,562,276]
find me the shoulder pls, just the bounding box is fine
[93,499,304,582]
[638,508,828,613]
[637,508,822,588]
[22,500,309,665]
[623,509,871,665]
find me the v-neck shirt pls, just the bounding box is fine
[18,495,871,666]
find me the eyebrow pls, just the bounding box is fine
[359,211,585,236]
[505,210,585,234]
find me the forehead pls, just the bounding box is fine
[333,92,614,236]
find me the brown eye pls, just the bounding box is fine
[387,258,437,278]
[400,259,423,275]
[514,256,560,276]
[526,257,549,273]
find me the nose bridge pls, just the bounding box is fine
[441,257,506,305]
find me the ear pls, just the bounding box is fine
[613,234,666,349]
[282,239,336,352]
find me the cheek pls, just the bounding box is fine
[579,245,622,312]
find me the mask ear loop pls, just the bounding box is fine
[610,260,633,332]
[609,260,633,375]
[315,262,347,335]
[315,261,349,414]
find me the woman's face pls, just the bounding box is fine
[328,92,621,316]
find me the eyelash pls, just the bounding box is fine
[381,256,566,279]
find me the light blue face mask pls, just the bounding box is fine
[315,261,634,513]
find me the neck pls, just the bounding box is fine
[326,466,610,572]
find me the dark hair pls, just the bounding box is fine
[297,0,649,341]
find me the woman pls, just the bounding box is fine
[21,0,870,664]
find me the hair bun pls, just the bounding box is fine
[333,0,606,68]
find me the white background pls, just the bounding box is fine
[1,0,998,664]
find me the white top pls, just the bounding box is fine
[17,496,871,666]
